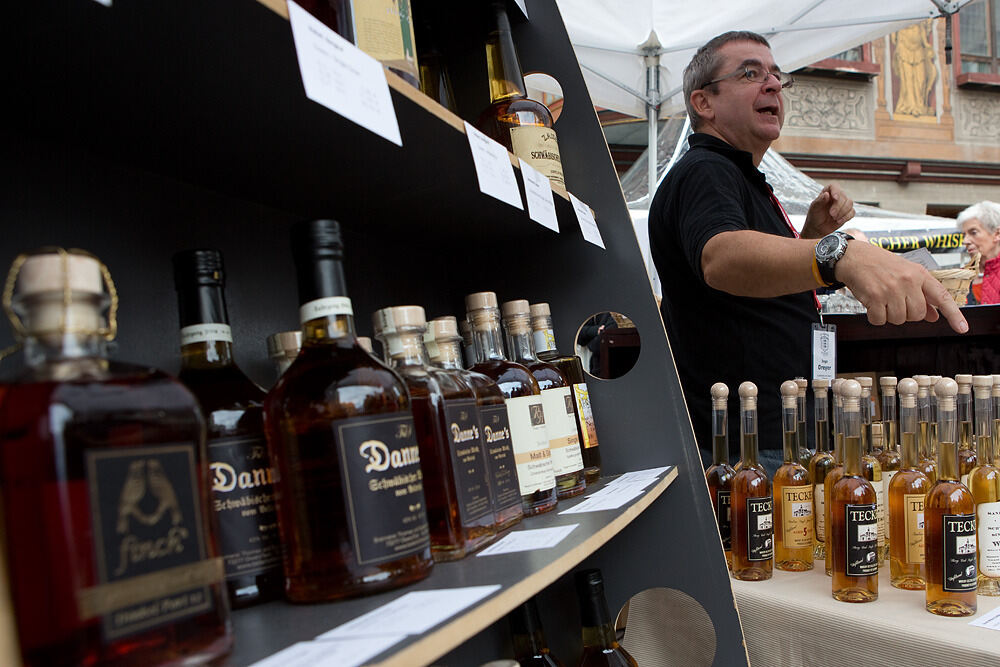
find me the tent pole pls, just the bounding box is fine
[643,39,661,203]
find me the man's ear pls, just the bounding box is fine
[690,89,714,125]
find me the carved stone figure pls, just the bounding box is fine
[892,22,937,117]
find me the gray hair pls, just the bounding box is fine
[956,200,1000,234]
[683,31,771,130]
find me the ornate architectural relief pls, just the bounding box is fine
[955,91,1000,143]
[781,78,874,139]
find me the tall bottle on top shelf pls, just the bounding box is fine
[956,374,978,485]
[915,375,937,483]
[373,306,497,560]
[574,569,638,667]
[706,382,735,569]
[415,11,457,111]
[263,220,433,602]
[857,377,886,563]
[477,0,565,188]
[878,376,901,518]
[731,382,773,581]
[0,248,232,665]
[925,378,977,617]
[888,378,930,590]
[502,299,585,499]
[466,292,557,516]
[529,302,602,484]
[773,380,813,571]
[794,377,811,466]
[824,378,846,576]
[508,597,565,667]
[425,316,523,532]
[968,375,1000,596]
[172,249,284,608]
[808,378,835,562]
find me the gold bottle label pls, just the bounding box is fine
[351,0,418,81]
[904,493,925,564]
[781,485,813,548]
[505,395,555,494]
[572,383,599,449]
[509,126,565,188]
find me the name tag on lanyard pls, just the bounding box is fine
[812,323,836,380]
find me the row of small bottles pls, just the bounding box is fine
[0,220,602,665]
[706,372,1000,617]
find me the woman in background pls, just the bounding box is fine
[957,201,1000,305]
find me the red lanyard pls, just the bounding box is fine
[769,191,822,311]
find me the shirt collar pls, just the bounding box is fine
[688,133,772,191]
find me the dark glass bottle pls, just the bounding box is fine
[0,248,232,665]
[705,382,735,570]
[263,220,433,602]
[416,11,457,111]
[731,382,773,581]
[173,249,283,608]
[575,569,637,667]
[508,597,565,667]
[773,380,813,571]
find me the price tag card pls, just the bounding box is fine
[464,122,524,210]
[569,193,605,249]
[969,606,1000,630]
[287,1,402,146]
[249,636,405,667]
[812,323,836,380]
[476,524,578,556]
[519,158,559,232]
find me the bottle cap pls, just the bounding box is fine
[842,379,862,412]
[738,381,758,410]
[388,305,426,328]
[780,380,798,409]
[880,376,897,397]
[17,250,103,297]
[812,378,830,391]
[857,376,873,389]
[291,219,343,258]
[529,302,550,318]
[993,374,1000,397]
[934,377,958,411]
[898,378,918,408]
[267,330,302,360]
[794,377,808,397]
[172,248,225,288]
[430,316,460,341]
[501,299,531,335]
[973,374,992,399]
[956,374,972,394]
[465,291,498,312]
[710,382,729,410]
[501,299,530,318]
[357,336,373,353]
[915,375,930,397]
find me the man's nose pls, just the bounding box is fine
[761,73,781,93]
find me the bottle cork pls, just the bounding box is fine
[18,251,103,296]
[842,379,862,412]
[956,374,972,395]
[993,374,1000,398]
[711,382,729,410]
[973,375,992,400]
[812,378,830,396]
[739,381,758,410]
[857,376,873,391]
[934,377,958,411]
[880,376,898,397]
[915,375,931,398]
[528,302,550,318]
[466,292,499,331]
[780,380,799,409]
[430,316,460,341]
[898,378,918,408]
[794,377,808,397]
[387,305,426,329]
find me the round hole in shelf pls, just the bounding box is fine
[524,72,564,123]
[575,311,640,380]
[615,588,716,666]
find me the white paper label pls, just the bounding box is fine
[180,323,233,346]
[505,395,555,494]
[464,122,524,210]
[299,296,353,324]
[532,328,556,355]
[569,193,605,249]
[814,483,825,541]
[969,605,1000,630]
[249,637,405,667]
[811,324,836,380]
[476,525,578,557]
[978,500,1000,577]
[519,158,559,232]
[541,387,583,476]
[876,484,886,552]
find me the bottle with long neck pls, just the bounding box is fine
[0,249,232,664]
[915,375,937,483]
[264,220,433,601]
[930,375,942,466]
[925,378,977,616]
[530,302,602,484]
[476,0,565,188]
[957,374,978,485]
[173,249,283,608]
[731,382,773,581]
[889,378,930,590]
[706,382,735,570]
[508,597,565,667]
[857,377,886,563]
[969,375,1000,596]
[574,569,638,667]
[878,376,902,517]
[993,375,1000,462]
[467,292,557,516]
[824,378,846,576]
[795,377,811,466]
[774,380,814,571]
[831,379,878,602]
[502,300,585,499]
[809,379,835,562]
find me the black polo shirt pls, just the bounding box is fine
[649,133,819,459]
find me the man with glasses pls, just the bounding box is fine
[648,31,968,475]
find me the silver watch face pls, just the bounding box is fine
[817,235,842,261]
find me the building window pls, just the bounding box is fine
[955,0,1000,86]
[796,44,880,78]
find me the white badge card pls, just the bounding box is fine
[286,1,402,147]
[464,122,524,210]
[519,158,559,232]
[569,193,605,249]
[812,323,836,380]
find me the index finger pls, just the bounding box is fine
[923,277,969,333]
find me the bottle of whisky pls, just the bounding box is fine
[508,597,565,667]
[0,249,232,664]
[929,375,943,471]
[502,300,585,499]
[808,379,835,562]
[878,376,901,521]
[416,12,457,111]
[830,379,878,603]
[374,306,497,559]
[969,375,1000,596]
[426,316,524,532]
[467,292,557,516]
[476,0,565,188]
[267,330,302,377]
[915,375,937,483]
[706,383,735,569]
[956,374,978,486]
[574,569,638,667]
[773,380,813,571]
[824,378,846,576]
[857,377,886,563]
[888,378,930,590]
[794,377,811,466]
[993,375,1000,458]
[173,249,283,607]
[925,377,977,616]
[731,382,773,581]
[263,220,433,601]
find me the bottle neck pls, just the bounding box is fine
[711,406,727,465]
[471,310,507,362]
[512,629,549,660]
[486,2,526,103]
[740,405,759,466]
[18,294,108,367]
[433,340,465,371]
[296,255,356,343]
[900,404,919,467]
[383,331,429,368]
[578,590,617,649]
[938,406,959,480]
[504,318,538,364]
[782,404,797,463]
[843,407,863,475]
[176,282,235,368]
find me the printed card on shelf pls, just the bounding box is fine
[476,524,579,556]
[286,1,402,146]
[519,158,559,232]
[569,194,605,249]
[464,122,524,210]
[248,636,405,667]
[969,606,1000,630]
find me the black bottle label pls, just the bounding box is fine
[845,503,879,577]
[942,513,977,592]
[208,435,283,579]
[336,413,431,565]
[81,444,222,641]
[442,399,492,524]
[479,404,521,510]
[717,489,731,550]
[746,496,773,561]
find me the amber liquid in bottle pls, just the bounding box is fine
[575,569,638,667]
[968,376,1000,596]
[706,383,735,569]
[509,597,566,667]
[794,378,812,466]
[824,379,845,576]
[731,382,773,581]
[889,379,929,590]
[809,380,833,561]
[858,380,886,563]
[774,381,813,571]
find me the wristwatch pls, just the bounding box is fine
[814,231,854,288]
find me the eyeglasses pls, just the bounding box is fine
[704,66,794,90]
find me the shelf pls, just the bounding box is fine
[228,466,678,666]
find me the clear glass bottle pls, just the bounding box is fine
[993,375,1000,463]
[459,318,477,369]
[956,374,978,486]
[706,382,735,570]
[267,330,302,378]
[466,292,557,516]
[731,382,773,581]
[774,380,814,571]
[889,378,930,590]
[824,378,846,576]
[426,316,524,533]
[530,302,602,484]
[830,379,878,603]
[809,379,835,562]
[502,300,585,499]
[263,220,433,602]
[969,375,1000,596]
[925,377,977,616]
[794,377,812,466]
[929,375,942,471]
[173,249,283,608]
[574,569,638,667]
[858,377,886,563]
[508,597,565,667]
[878,376,902,526]
[0,249,232,664]
[915,375,937,483]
